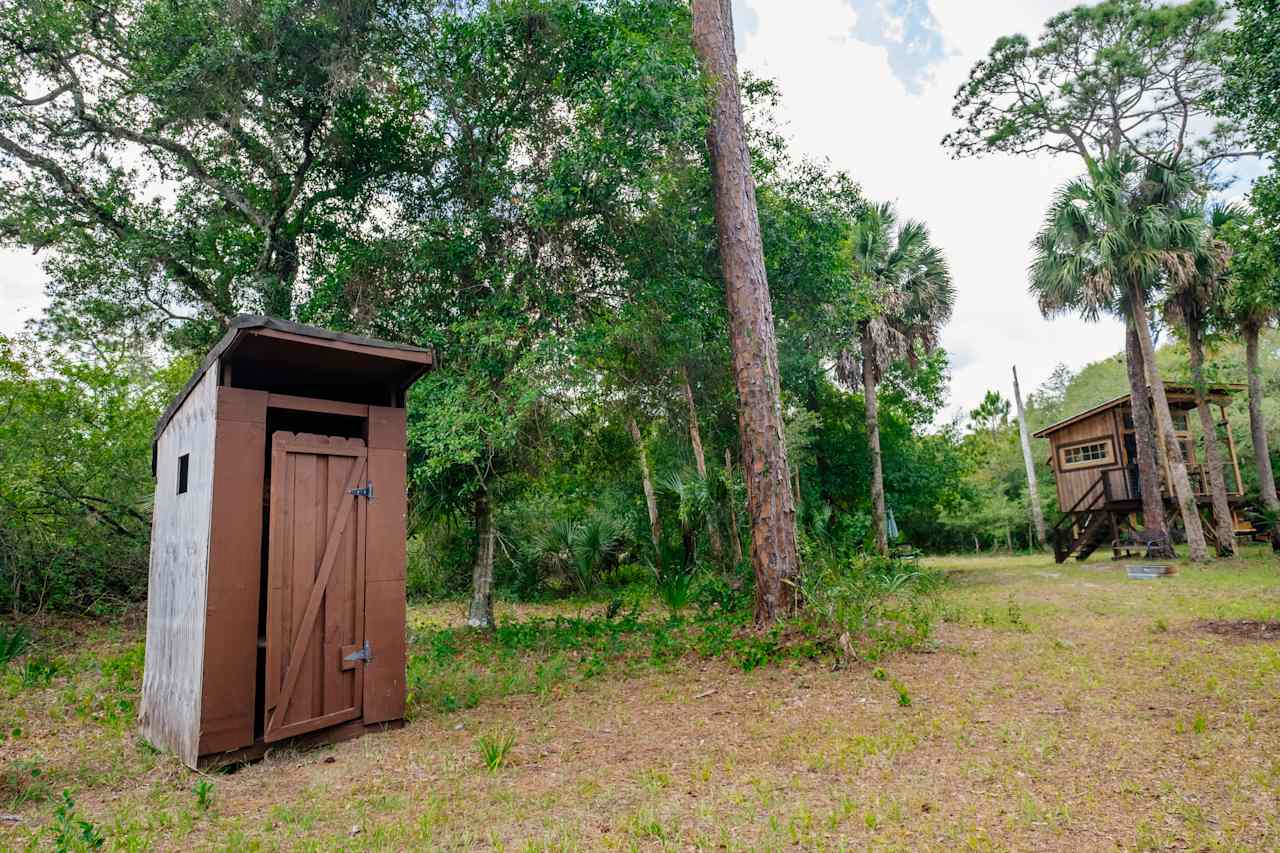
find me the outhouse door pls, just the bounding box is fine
[263,432,370,743]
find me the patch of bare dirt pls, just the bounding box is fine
[1197,619,1280,641]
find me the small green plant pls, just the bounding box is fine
[0,624,31,667]
[871,667,887,681]
[477,729,516,772]
[1192,712,1207,734]
[22,656,59,688]
[1006,598,1027,630]
[51,790,104,851]
[891,679,912,707]
[1152,617,1169,633]
[656,572,693,618]
[194,779,214,811]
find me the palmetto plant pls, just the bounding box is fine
[839,201,954,555]
[1030,152,1212,561]
[528,513,629,593]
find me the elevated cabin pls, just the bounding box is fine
[1034,384,1250,563]
[140,317,433,768]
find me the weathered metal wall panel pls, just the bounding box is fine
[139,365,220,767]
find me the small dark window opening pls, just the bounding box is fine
[177,453,190,495]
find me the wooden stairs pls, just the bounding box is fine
[1051,475,1126,564]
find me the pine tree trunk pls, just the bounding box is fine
[467,490,496,630]
[861,326,889,557]
[1130,294,1209,561]
[724,447,744,567]
[1245,325,1280,551]
[692,0,799,625]
[680,366,724,564]
[1187,325,1236,557]
[1126,322,1172,554]
[1012,366,1048,549]
[628,417,663,570]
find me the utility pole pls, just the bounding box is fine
[1013,366,1048,549]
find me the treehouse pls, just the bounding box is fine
[1034,384,1252,563]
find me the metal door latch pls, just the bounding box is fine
[343,640,373,664]
[349,481,374,501]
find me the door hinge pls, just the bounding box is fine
[343,640,373,664]
[349,481,374,501]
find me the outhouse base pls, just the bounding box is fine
[197,718,405,770]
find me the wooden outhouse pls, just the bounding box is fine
[1033,383,1251,562]
[140,317,433,768]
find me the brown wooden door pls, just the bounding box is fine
[264,432,369,743]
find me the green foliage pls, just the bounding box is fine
[947,0,1244,169]
[0,0,417,342]
[1215,0,1280,155]
[476,729,517,772]
[800,554,943,660]
[194,779,214,811]
[0,335,185,613]
[656,572,693,619]
[51,790,104,852]
[0,624,30,666]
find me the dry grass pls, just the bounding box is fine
[2,546,1278,850]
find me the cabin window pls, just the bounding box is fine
[177,454,190,495]
[1060,440,1114,470]
[1170,411,1189,433]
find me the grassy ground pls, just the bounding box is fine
[2,547,1278,851]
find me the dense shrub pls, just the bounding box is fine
[0,337,186,614]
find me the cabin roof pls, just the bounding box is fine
[1032,383,1246,439]
[155,315,435,440]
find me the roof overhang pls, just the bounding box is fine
[154,316,435,442]
[1033,383,1246,439]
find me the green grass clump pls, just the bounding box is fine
[476,729,517,772]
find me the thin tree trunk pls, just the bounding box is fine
[692,0,799,625]
[680,366,724,564]
[1012,366,1048,549]
[1131,294,1209,561]
[467,490,496,630]
[1187,326,1236,556]
[1126,322,1172,555]
[1245,324,1280,551]
[724,447,744,567]
[628,417,663,570]
[861,326,889,556]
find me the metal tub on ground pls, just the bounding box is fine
[139,317,433,768]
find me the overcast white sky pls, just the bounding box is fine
[0,0,1254,417]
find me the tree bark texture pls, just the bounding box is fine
[861,326,889,557]
[1130,295,1209,561]
[628,417,664,570]
[724,447,745,567]
[1125,322,1172,553]
[1187,327,1236,556]
[1245,325,1280,551]
[1012,366,1048,549]
[467,490,496,630]
[692,0,799,624]
[680,366,725,564]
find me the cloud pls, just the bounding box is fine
[732,0,761,54]
[736,0,1126,415]
[846,0,948,94]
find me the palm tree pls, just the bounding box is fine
[1221,213,1280,551]
[839,202,955,556]
[1163,203,1240,557]
[1030,153,1211,562]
